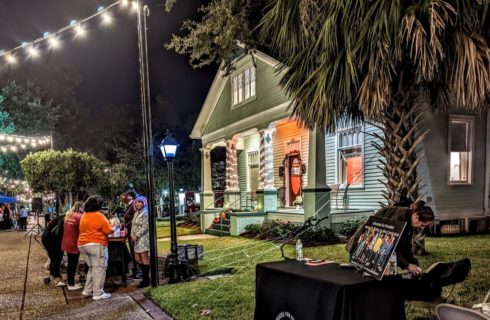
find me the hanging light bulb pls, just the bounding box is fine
[48,36,60,49]
[102,12,113,25]
[75,23,86,37]
[7,136,14,142]
[15,137,22,143]
[132,1,139,12]
[5,54,17,64]
[121,0,129,7]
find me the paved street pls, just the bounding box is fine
[0,225,158,320]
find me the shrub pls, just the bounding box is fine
[242,220,339,246]
[338,217,368,238]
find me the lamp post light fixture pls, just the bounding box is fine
[159,133,183,283]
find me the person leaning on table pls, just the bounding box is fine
[78,196,113,300]
[346,200,435,276]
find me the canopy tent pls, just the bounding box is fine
[0,194,16,203]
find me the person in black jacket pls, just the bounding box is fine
[347,200,434,276]
[41,214,66,286]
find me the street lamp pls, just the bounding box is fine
[159,133,183,283]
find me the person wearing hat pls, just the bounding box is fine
[131,196,150,288]
[78,196,113,300]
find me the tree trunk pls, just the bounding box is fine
[372,77,428,206]
[371,74,429,255]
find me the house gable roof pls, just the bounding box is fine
[190,50,284,140]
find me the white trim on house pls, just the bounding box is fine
[190,49,285,140]
[201,101,290,145]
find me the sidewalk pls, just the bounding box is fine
[0,225,169,320]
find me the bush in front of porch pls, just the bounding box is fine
[243,219,341,246]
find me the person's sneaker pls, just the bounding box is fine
[92,292,111,301]
[67,283,83,291]
[81,291,92,297]
[54,280,66,287]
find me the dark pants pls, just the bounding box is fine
[67,253,80,286]
[19,217,27,231]
[127,232,138,275]
[3,215,10,230]
[42,238,64,278]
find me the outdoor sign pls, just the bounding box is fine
[349,216,407,280]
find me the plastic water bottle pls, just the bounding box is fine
[295,239,304,261]
[388,253,397,275]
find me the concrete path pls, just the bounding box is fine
[0,226,167,320]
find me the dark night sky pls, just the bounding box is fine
[0,0,216,127]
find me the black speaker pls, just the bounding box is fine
[32,198,43,212]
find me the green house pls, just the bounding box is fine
[191,50,490,236]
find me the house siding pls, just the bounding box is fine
[325,123,387,211]
[238,133,261,208]
[419,110,487,219]
[203,57,290,136]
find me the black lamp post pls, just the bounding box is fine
[159,133,183,283]
[136,0,158,288]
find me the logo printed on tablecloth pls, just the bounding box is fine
[275,311,295,320]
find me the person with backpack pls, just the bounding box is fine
[41,213,66,286]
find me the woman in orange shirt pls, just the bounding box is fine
[78,196,113,300]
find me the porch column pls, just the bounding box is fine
[224,139,240,209]
[257,127,277,211]
[303,127,331,226]
[200,146,214,210]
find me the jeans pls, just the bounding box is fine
[79,244,108,297]
[19,217,27,231]
[66,253,80,286]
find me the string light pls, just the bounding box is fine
[0,133,52,153]
[0,1,131,67]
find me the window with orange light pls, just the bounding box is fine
[338,126,363,186]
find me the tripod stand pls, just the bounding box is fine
[25,211,44,238]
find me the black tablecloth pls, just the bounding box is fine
[107,240,130,278]
[255,260,406,320]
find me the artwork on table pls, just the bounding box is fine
[350,216,407,280]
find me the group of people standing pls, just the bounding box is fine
[41,193,150,301]
[1,203,29,231]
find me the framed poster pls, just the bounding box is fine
[350,216,407,280]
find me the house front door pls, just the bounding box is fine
[284,152,302,207]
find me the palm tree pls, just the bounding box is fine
[260,0,490,205]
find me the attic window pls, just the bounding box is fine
[232,65,256,106]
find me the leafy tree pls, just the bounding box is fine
[166,0,490,205]
[20,149,108,210]
[0,81,58,135]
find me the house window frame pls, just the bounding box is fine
[231,64,256,109]
[335,124,365,189]
[448,114,474,186]
[247,150,260,192]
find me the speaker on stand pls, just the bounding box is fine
[25,198,44,238]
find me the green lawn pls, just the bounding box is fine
[156,221,201,239]
[148,235,490,320]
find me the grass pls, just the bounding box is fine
[156,221,201,239]
[148,235,490,320]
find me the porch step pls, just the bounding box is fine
[220,219,230,225]
[211,223,230,232]
[204,228,231,236]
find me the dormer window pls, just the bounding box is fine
[232,65,256,107]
